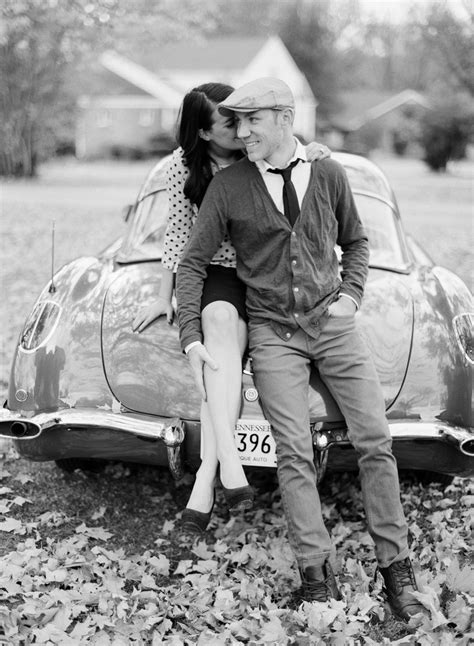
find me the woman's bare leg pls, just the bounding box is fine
[185,401,217,513]
[202,301,248,488]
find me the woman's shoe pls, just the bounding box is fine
[181,493,215,534]
[222,484,254,512]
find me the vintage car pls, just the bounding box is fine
[1,153,473,485]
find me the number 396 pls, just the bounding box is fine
[237,432,271,453]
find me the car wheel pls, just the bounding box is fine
[55,458,106,473]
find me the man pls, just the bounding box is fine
[176,77,425,620]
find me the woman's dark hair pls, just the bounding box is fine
[177,82,235,207]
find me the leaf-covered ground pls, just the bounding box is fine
[0,444,472,645]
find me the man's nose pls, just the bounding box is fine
[237,121,250,139]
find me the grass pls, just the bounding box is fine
[371,152,473,292]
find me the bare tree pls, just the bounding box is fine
[0,1,115,176]
[420,2,474,96]
[0,0,213,177]
[278,0,344,118]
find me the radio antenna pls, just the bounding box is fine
[48,220,56,293]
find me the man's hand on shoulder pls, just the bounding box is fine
[186,343,218,400]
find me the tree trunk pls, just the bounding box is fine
[0,129,38,177]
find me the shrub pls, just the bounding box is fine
[421,95,474,171]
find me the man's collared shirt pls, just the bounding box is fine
[255,138,310,213]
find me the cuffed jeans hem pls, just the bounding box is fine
[296,551,334,572]
[377,546,411,569]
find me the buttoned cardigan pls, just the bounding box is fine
[176,156,369,351]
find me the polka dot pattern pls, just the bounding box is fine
[163,147,237,272]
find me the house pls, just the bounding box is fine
[76,36,318,159]
[322,89,431,155]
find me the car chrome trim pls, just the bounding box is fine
[1,410,472,463]
[311,420,474,457]
[388,422,474,456]
[452,313,474,365]
[115,255,163,265]
[367,264,411,275]
[351,189,397,211]
[0,408,185,479]
[19,300,63,354]
[15,389,28,403]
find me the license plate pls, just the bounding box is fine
[234,420,277,467]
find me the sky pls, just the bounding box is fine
[357,0,471,22]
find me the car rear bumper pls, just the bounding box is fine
[0,408,186,479]
[323,422,474,478]
[0,409,473,478]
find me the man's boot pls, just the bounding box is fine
[379,557,428,621]
[300,560,342,602]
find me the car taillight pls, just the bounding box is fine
[20,301,61,352]
[453,313,474,365]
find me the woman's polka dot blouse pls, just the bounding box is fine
[162,147,237,272]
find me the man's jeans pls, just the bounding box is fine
[248,315,409,570]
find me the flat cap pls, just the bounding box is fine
[218,77,295,116]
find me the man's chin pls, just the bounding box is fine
[246,148,263,162]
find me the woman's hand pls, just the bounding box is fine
[306,142,331,162]
[132,297,174,332]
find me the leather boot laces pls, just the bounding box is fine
[391,558,417,590]
[302,578,332,602]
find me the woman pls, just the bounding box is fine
[133,82,330,533]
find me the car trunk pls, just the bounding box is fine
[102,266,413,422]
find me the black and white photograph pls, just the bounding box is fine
[1,0,473,643]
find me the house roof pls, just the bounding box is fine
[75,62,151,97]
[95,37,281,103]
[100,51,183,105]
[82,36,316,110]
[141,36,269,73]
[332,89,431,131]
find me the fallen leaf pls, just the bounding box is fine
[445,559,474,594]
[13,472,34,484]
[75,523,113,541]
[91,506,106,520]
[0,517,23,533]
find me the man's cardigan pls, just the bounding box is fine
[176,156,369,350]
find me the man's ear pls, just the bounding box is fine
[198,129,210,141]
[281,108,295,126]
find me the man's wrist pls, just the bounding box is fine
[339,293,359,310]
[184,341,202,354]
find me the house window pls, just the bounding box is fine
[161,108,178,131]
[138,110,155,127]
[96,109,112,128]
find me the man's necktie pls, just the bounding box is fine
[269,159,300,227]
